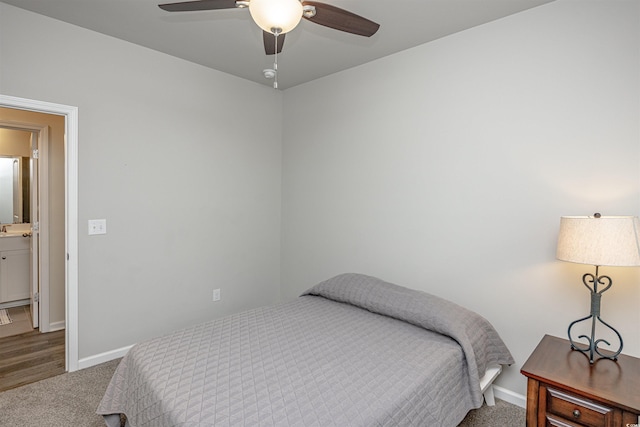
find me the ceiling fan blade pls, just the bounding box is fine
[302,1,379,37]
[158,0,238,12]
[263,31,285,55]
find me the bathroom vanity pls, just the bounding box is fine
[0,232,30,304]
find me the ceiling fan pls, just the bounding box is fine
[158,0,380,55]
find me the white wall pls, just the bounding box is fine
[282,0,640,397]
[0,3,283,360]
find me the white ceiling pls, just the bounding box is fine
[1,0,554,89]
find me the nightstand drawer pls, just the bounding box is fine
[545,387,614,427]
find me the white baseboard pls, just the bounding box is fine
[49,320,65,331]
[494,385,526,408]
[77,344,133,370]
[0,299,30,310]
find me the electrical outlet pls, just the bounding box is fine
[88,219,107,235]
[212,289,221,302]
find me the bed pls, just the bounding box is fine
[97,273,514,426]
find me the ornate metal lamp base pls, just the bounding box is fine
[567,266,623,364]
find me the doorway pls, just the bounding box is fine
[0,94,78,372]
[0,125,45,332]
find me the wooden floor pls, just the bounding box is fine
[0,329,65,392]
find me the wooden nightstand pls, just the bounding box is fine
[521,335,640,427]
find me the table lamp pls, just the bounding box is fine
[556,213,640,363]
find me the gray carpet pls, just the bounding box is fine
[458,399,525,426]
[0,359,525,426]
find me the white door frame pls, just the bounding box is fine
[0,94,79,372]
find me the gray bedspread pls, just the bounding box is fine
[97,273,514,426]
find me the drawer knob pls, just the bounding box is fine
[572,409,581,418]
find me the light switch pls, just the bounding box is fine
[88,219,107,235]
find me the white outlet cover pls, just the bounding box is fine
[88,219,107,235]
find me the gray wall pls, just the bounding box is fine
[1,3,283,359]
[281,0,640,396]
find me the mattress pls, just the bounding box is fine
[97,273,514,426]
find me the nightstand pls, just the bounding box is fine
[521,334,640,427]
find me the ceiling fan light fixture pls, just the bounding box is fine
[249,0,303,34]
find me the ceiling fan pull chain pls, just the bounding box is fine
[273,31,279,89]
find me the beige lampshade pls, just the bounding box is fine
[556,215,640,266]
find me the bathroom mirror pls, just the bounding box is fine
[0,156,30,224]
